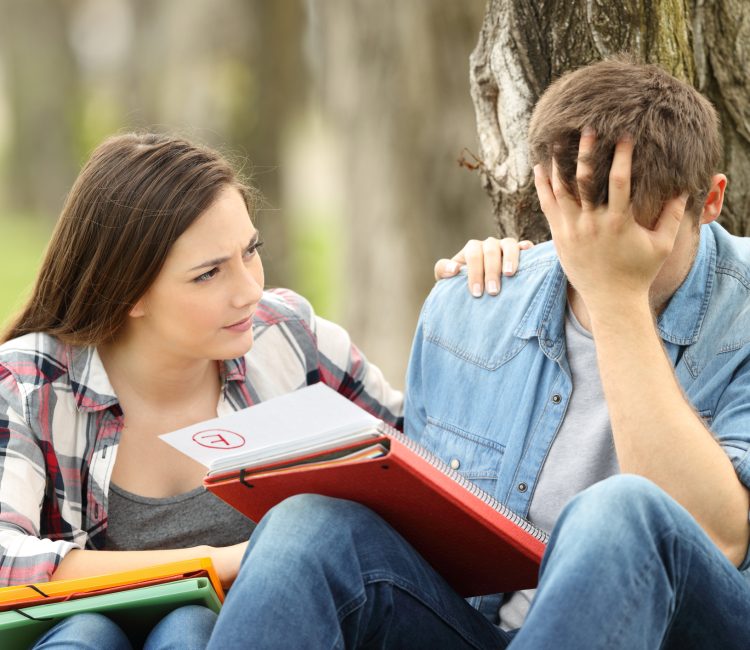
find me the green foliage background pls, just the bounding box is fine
[0,215,51,331]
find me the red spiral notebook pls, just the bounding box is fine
[161,384,548,597]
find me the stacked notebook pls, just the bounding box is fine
[161,383,549,597]
[0,558,223,647]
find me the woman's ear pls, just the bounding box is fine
[701,174,727,225]
[128,298,146,318]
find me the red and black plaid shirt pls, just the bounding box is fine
[0,288,403,586]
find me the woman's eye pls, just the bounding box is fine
[194,267,219,283]
[244,240,264,259]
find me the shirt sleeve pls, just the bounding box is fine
[706,356,750,573]
[403,298,429,440]
[0,366,79,586]
[303,304,403,430]
[710,356,750,491]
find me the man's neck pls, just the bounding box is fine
[567,286,592,333]
[567,283,678,336]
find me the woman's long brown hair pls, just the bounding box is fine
[2,132,254,346]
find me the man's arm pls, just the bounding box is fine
[533,130,750,565]
[587,300,750,565]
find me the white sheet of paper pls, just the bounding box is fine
[159,383,380,471]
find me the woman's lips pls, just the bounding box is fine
[223,315,253,332]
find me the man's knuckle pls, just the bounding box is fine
[610,173,628,190]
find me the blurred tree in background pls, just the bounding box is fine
[0,0,487,386]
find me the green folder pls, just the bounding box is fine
[0,577,222,649]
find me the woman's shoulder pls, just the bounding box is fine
[256,288,316,327]
[0,332,71,393]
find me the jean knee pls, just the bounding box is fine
[144,605,217,650]
[263,494,376,540]
[34,613,131,649]
[250,494,383,568]
[555,475,680,549]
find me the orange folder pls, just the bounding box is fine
[0,557,224,612]
[205,432,548,597]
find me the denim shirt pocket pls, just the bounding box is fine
[416,417,503,495]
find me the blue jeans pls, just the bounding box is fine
[33,603,216,649]
[207,474,750,649]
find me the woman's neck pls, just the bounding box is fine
[97,329,221,410]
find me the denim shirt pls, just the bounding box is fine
[405,222,750,614]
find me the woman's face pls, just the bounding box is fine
[129,185,264,362]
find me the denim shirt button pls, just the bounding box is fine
[518,482,528,492]
[449,458,461,470]
[551,393,562,404]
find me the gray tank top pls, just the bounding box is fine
[103,483,256,550]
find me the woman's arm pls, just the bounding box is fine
[52,542,248,589]
[1,367,247,590]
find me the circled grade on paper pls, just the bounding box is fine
[192,429,246,450]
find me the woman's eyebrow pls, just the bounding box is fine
[188,232,259,272]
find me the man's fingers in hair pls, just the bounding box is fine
[653,193,688,255]
[534,164,561,231]
[608,135,635,220]
[481,238,502,295]
[463,239,485,297]
[551,158,579,216]
[576,127,596,210]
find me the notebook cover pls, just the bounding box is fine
[0,577,221,647]
[0,557,224,612]
[205,435,545,596]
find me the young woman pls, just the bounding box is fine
[0,132,527,648]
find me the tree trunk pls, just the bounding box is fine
[310,0,488,386]
[471,0,750,239]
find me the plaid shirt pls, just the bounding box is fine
[0,288,403,586]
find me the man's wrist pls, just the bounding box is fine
[587,294,654,336]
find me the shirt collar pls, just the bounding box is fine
[514,225,716,351]
[655,224,715,345]
[66,345,119,412]
[66,346,249,413]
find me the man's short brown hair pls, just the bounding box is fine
[528,57,721,226]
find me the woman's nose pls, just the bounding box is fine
[231,261,263,309]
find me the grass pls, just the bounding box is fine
[0,214,52,331]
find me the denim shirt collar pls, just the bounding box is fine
[514,225,716,353]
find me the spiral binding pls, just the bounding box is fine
[379,422,550,544]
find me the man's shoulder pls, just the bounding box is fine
[691,224,750,358]
[425,240,557,318]
[418,242,558,366]
[711,223,750,288]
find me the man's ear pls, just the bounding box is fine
[701,174,727,225]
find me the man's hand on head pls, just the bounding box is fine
[533,128,688,316]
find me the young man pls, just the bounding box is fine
[206,60,750,649]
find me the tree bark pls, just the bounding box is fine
[471,0,749,239]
